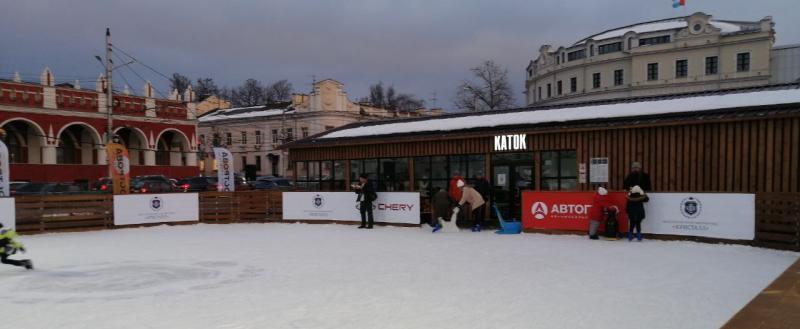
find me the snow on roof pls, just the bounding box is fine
[199,107,293,122]
[320,87,800,139]
[574,18,743,45]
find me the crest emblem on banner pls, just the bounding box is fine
[312,194,325,209]
[150,196,164,211]
[680,197,702,218]
[531,202,548,220]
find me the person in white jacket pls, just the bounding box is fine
[454,180,486,232]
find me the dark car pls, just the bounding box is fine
[131,175,175,193]
[253,176,293,190]
[14,182,86,195]
[178,175,250,192]
[93,177,113,192]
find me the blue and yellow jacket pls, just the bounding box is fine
[0,228,24,254]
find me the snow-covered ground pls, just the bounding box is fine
[1,224,797,329]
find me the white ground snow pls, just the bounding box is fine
[1,224,796,329]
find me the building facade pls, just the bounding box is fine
[197,79,439,178]
[0,68,199,184]
[525,12,777,105]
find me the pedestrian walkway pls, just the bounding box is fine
[723,257,800,328]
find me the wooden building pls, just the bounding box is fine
[285,84,800,220]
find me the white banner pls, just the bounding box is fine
[213,147,235,192]
[0,198,14,231]
[114,193,199,226]
[0,141,9,197]
[642,193,755,240]
[283,192,420,224]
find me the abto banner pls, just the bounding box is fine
[522,191,629,232]
[113,193,199,226]
[0,198,15,231]
[283,192,420,224]
[106,142,130,195]
[0,140,10,197]
[643,193,755,240]
[213,147,235,192]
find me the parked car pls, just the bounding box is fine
[253,176,293,190]
[14,182,86,195]
[130,175,174,193]
[178,175,250,192]
[9,181,31,196]
[93,177,113,192]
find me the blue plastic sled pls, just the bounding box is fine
[493,204,522,234]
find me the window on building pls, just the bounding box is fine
[561,53,565,63]
[570,77,577,93]
[546,84,551,98]
[240,131,247,144]
[675,59,688,78]
[271,129,278,144]
[212,133,220,146]
[540,150,578,191]
[592,73,601,89]
[557,81,563,95]
[614,69,624,86]
[647,63,659,81]
[241,156,247,167]
[598,42,622,55]
[705,56,719,75]
[301,127,309,138]
[639,35,671,46]
[556,56,560,65]
[325,125,335,131]
[589,44,595,57]
[538,86,542,100]
[255,131,262,144]
[225,133,232,145]
[255,155,261,171]
[414,155,485,214]
[285,128,293,142]
[737,52,750,72]
[567,49,586,61]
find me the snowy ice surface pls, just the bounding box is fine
[1,224,796,329]
[322,88,800,139]
[575,19,743,44]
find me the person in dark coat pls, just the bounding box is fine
[623,161,652,192]
[353,174,377,229]
[431,187,452,233]
[626,185,649,241]
[472,171,490,202]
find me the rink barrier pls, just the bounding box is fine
[14,194,113,233]
[753,193,800,251]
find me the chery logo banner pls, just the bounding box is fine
[522,191,629,232]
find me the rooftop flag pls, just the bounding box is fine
[673,0,686,8]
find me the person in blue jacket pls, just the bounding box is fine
[0,222,33,270]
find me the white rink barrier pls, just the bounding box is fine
[283,192,420,224]
[643,193,755,240]
[0,198,15,230]
[114,193,199,226]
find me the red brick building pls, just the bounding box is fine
[0,68,199,184]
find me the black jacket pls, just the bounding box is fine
[355,181,377,203]
[473,178,490,201]
[623,172,652,191]
[626,193,649,220]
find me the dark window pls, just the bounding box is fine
[348,158,410,192]
[639,35,671,46]
[225,133,232,145]
[538,86,542,100]
[614,69,624,86]
[647,63,659,81]
[285,128,293,142]
[562,53,565,63]
[675,59,688,78]
[589,45,595,57]
[255,131,262,144]
[546,84,551,98]
[297,160,347,191]
[737,52,750,72]
[301,127,309,138]
[255,156,261,171]
[540,150,578,191]
[241,156,247,166]
[556,56,560,65]
[567,49,586,61]
[705,56,718,75]
[414,155,485,217]
[240,131,247,144]
[598,42,623,55]
[592,73,601,89]
[271,129,278,143]
[570,77,577,93]
[557,81,562,95]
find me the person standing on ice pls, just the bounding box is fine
[353,173,377,229]
[587,187,612,240]
[454,179,486,232]
[623,162,652,192]
[431,187,453,233]
[626,185,649,241]
[0,222,33,270]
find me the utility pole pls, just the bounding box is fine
[105,28,114,180]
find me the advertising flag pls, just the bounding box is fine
[213,147,235,192]
[106,142,131,195]
[0,140,9,197]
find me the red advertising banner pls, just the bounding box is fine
[522,191,629,232]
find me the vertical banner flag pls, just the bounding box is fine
[672,0,686,8]
[213,147,235,192]
[0,140,9,197]
[106,142,131,195]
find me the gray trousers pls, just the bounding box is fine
[589,220,601,236]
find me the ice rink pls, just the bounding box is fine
[1,223,797,329]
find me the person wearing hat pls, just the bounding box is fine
[623,161,652,192]
[454,179,486,232]
[352,173,377,229]
[0,222,33,270]
[626,185,649,241]
[587,187,612,240]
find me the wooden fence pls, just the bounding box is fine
[198,190,283,223]
[14,194,113,233]
[754,193,800,251]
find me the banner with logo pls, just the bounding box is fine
[522,191,629,232]
[283,192,420,224]
[213,147,235,192]
[0,198,15,231]
[0,140,9,197]
[113,193,200,226]
[642,193,755,240]
[106,142,130,195]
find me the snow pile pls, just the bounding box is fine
[576,18,744,44]
[199,108,293,122]
[322,88,800,139]
[1,224,796,329]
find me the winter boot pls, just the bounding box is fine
[432,224,442,233]
[23,260,33,270]
[471,224,481,232]
[636,232,642,241]
[589,235,599,240]
[627,232,633,241]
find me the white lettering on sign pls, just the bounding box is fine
[493,134,528,151]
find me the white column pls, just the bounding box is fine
[97,146,107,165]
[169,147,181,166]
[144,149,156,166]
[42,146,57,164]
[186,152,197,166]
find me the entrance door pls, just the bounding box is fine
[491,153,534,220]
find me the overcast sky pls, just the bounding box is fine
[1,0,798,111]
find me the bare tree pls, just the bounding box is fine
[455,60,516,112]
[265,79,293,102]
[392,93,425,112]
[169,73,191,95]
[369,82,386,108]
[232,79,265,107]
[194,78,219,101]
